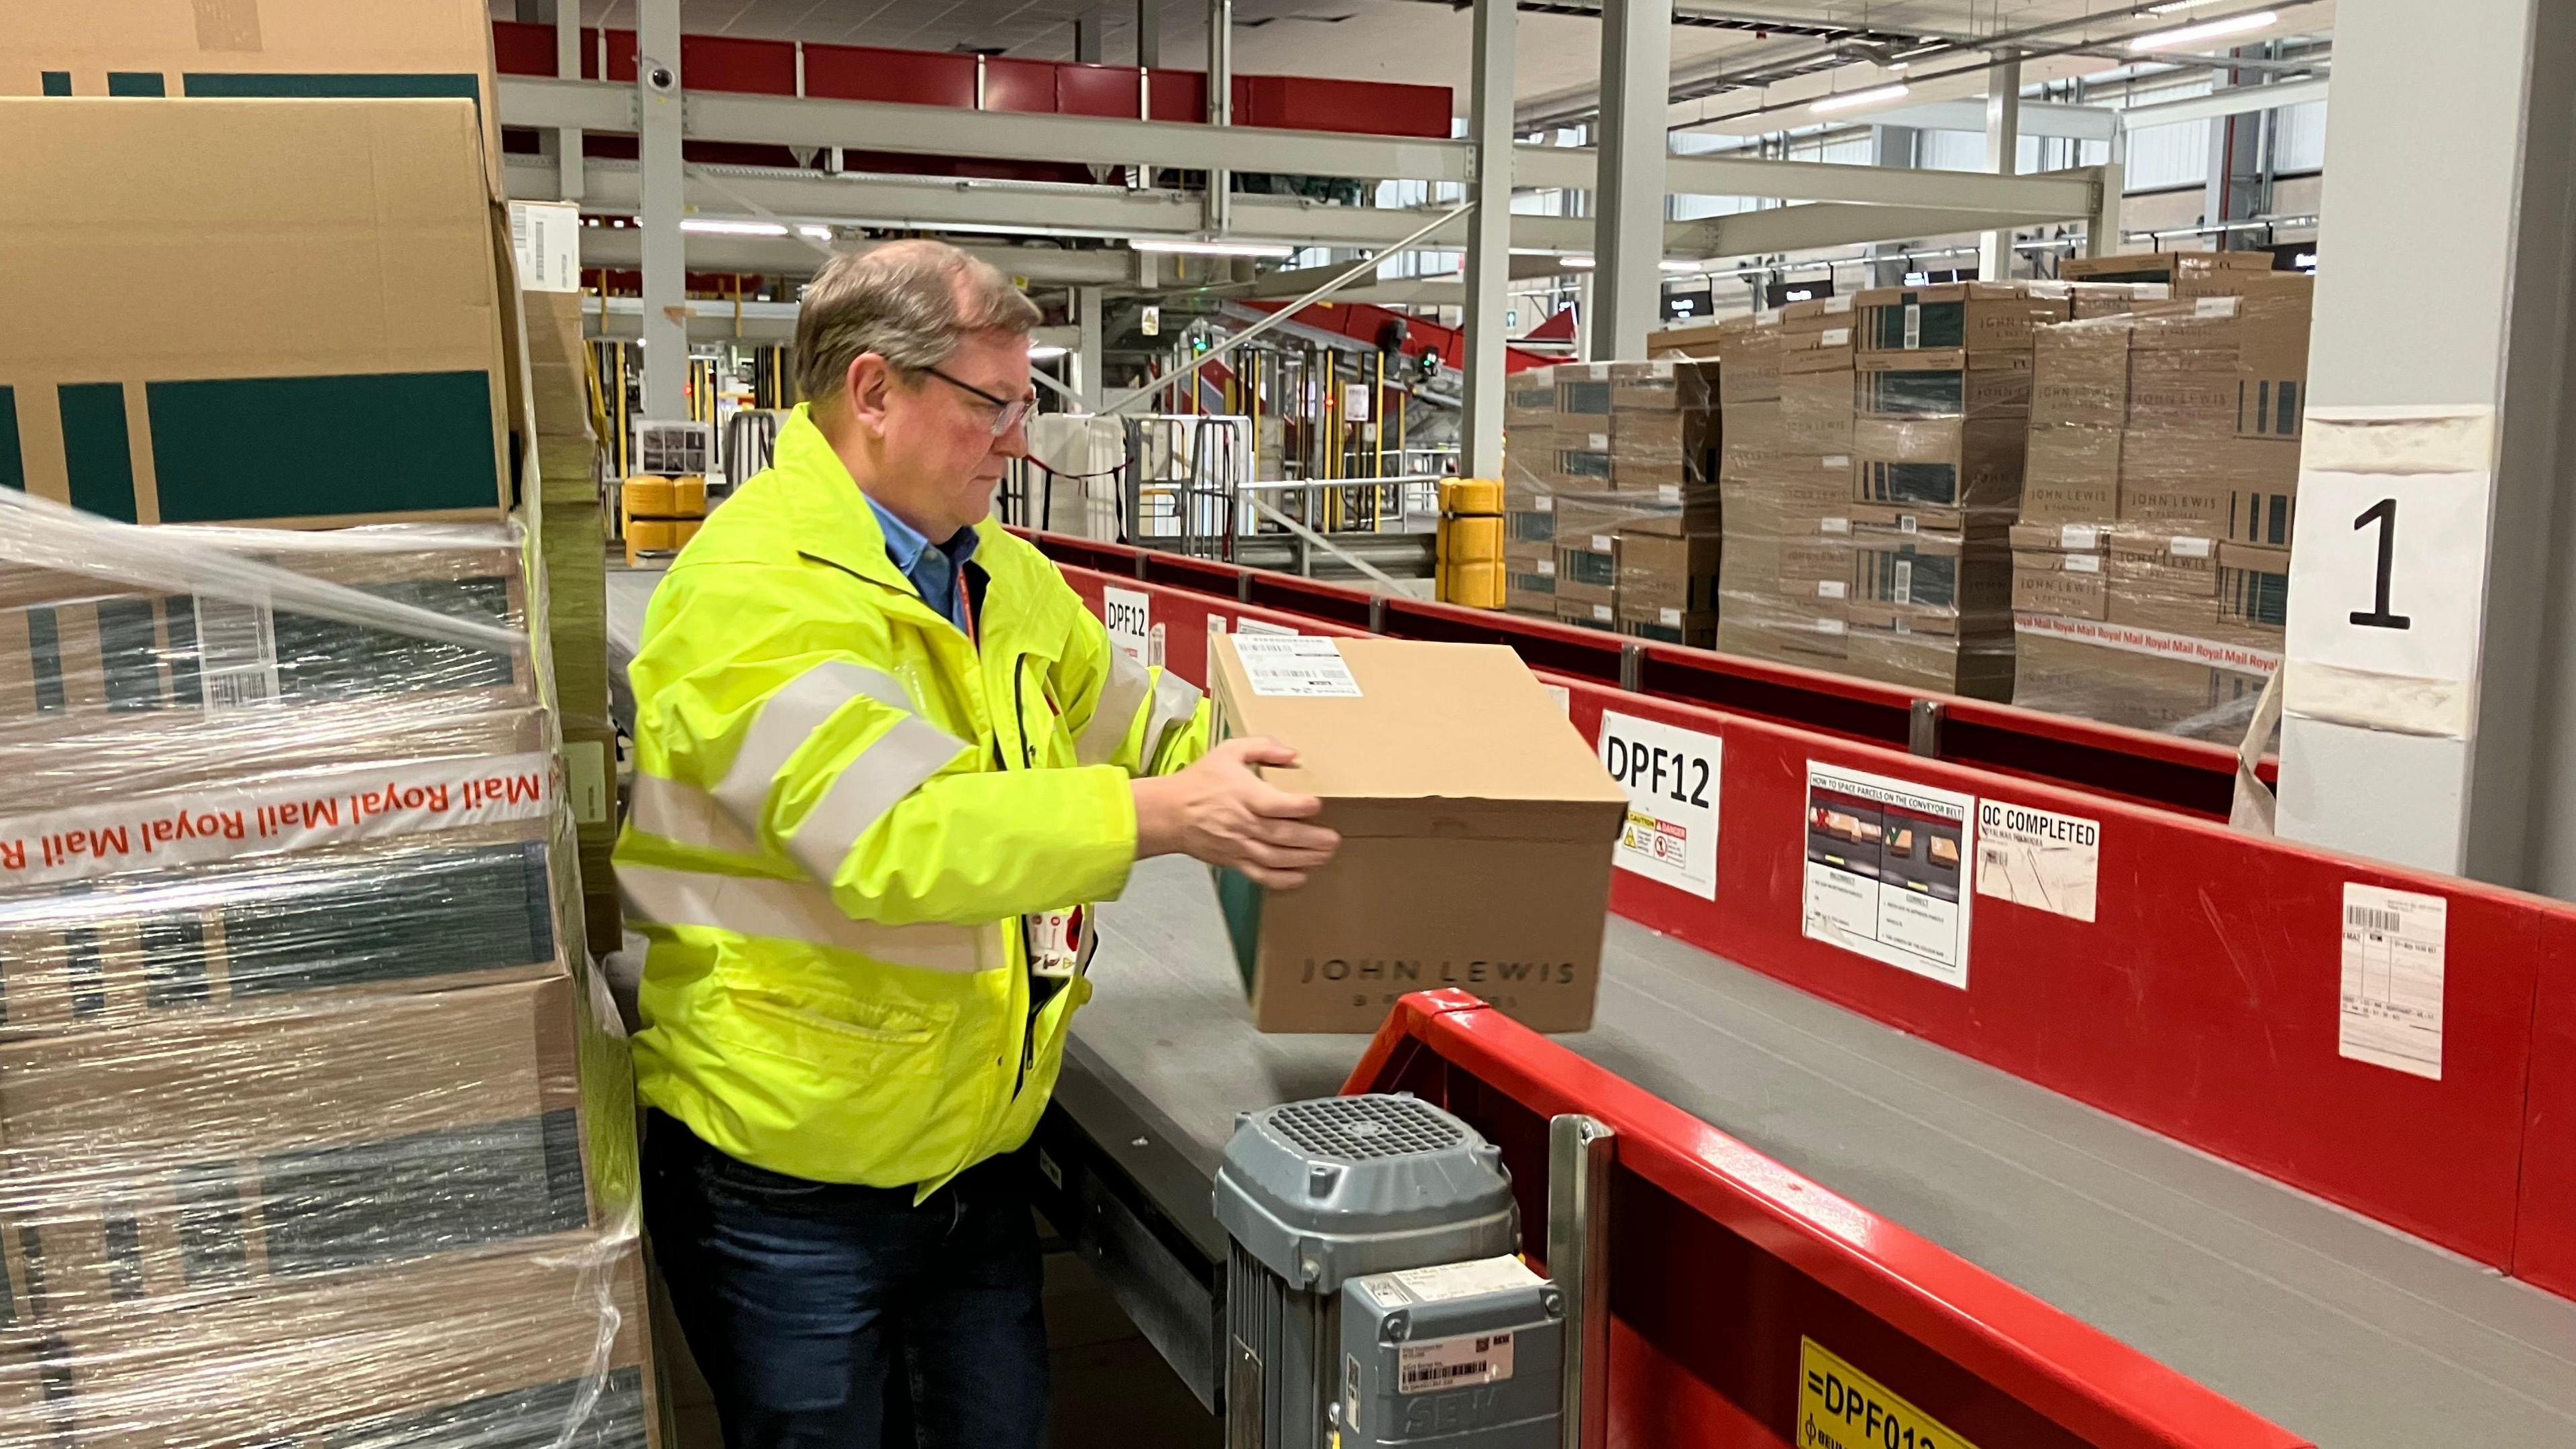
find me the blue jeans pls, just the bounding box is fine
[643,1114,1050,1449]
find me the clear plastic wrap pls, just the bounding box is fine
[1498,361,1719,635]
[2011,278,2310,735]
[1709,288,2055,700]
[0,490,652,1449]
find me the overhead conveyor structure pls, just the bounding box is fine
[606,546,2576,1449]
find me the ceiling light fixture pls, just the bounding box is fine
[680,218,789,237]
[2143,0,2221,12]
[1809,83,1911,115]
[796,224,834,242]
[1028,343,1070,360]
[1128,237,1297,258]
[2129,9,2277,50]
[1660,259,1703,273]
[1558,254,1597,269]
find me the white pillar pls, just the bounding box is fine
[1458,0,1516,480]
[1589,0,1670,360]
[1978,50,2021,281]
[2275,0,2576,890]
[637,0,688,420]
[1075,286,1106,411]
[1204,0,1232,233]
[1075,7,1108,64]
[551,0,584,199]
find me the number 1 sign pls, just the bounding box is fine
[2285,407,2495,738]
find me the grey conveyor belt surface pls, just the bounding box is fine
[1078,869,2576,1449]
[605,565,2576,1447]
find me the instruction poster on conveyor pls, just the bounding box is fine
[1801,761,1975,988]
[2339,882,2447,1080]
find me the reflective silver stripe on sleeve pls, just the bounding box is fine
[1142,668,1203,763]
[620,864,998,973]
[712,661,914,827]
[786,714,972,882]
[627,771,763,856]
[1074,648,1152,765]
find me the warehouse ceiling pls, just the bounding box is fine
[519,1,2332,128]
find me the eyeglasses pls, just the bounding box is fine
[920,366,1035,437]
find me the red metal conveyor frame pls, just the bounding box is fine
[1346,989,2314,1449]
[1026,531,2576,1307]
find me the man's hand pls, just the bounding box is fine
[1132,738,1340,890]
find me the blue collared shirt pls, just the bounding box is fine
[865,494,981,636]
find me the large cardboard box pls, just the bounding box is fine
[1852,282,2070,357]
[2030,320,2132,429]
[1616,531,1720,625]
[1208,636,1625,1033]
[1854,356,2033,419]
[2012,550,2108,620]
[29,1231,661,1449]
[2215,542,2291,643]
[1851,415,2028,513]
[2118,432,2298,535]
[2021,425,2123,523]
[2058,250,2273,286]
[1715,319,1785,405]
[1843,627,2014,699]
[0,973,633,1332]
[0,98,514,527]
[0,531,535,731]
[0,826,564,1040]
[0,0,504,195]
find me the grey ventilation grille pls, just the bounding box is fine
[1269,1095,1464,1162]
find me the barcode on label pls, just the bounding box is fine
[195,597,280,712]
[2347,905,2403,934]
[1403,1362,1492,1390]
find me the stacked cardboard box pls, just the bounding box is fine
[0,11,659,1446]
[1500,361,1718,635]
[0,534,659,1449]
[1712,311,1856,669]
[1832,282,2068,696]
[2011,266,2310,736]
[526,287,621,953]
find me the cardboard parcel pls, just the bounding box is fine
[0,97,514,528]
[1208,635,1625,1034]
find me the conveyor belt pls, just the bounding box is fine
[606,564,2576,1448]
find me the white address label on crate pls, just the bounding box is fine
[2066,554,2102,574]
[1400,1332,1516,1394]
[1234,635,1360,696]
[566,739,611,826]
[1974,800,2099,923]
[195,597,281,712]
[0,752,556,887]
[1101,586,1152,665]
[1236,616,1298,637]
[2339,883,2447,1079]
[1598,710,1721,900]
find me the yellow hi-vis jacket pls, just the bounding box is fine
[615,405,1209,1192]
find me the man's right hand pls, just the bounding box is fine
[1132,738,1340,890]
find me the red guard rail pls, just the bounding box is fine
[1041,549,2576,1303]
[1025,531,2270,822]
[1344,991,2313,1449]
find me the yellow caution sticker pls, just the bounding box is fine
[1797,1338,1980,1449]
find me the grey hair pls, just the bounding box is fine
[794,239,1042,404]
